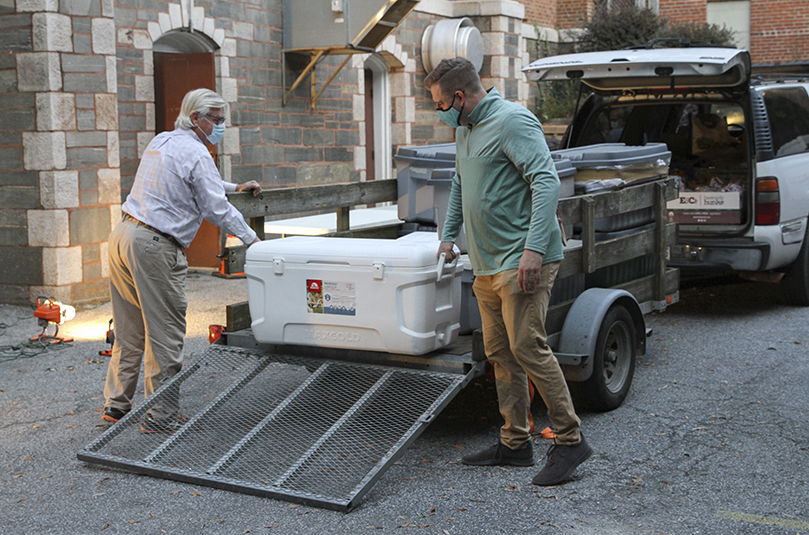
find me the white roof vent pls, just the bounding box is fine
[421,18,483,74]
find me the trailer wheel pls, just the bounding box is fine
[570,305,636,412]
[781,226,809,306]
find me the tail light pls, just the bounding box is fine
[755,177,780,225]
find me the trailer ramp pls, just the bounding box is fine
[79,345,473,512]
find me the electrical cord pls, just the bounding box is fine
[0,311,73,364]
[0,312,30,338]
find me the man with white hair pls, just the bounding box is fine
[101,88,262,433]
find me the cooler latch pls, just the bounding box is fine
[273,258,284,275]
[372,262,385,280]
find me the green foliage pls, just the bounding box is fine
[579,3,737,52]
[532,5,737,123]
[657,21,736,47]
[533,28,582,124]
[535,79,580,124]
[578,4,666,52]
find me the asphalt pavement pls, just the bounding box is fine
[1,271,808,534]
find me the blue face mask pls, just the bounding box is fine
[437,92,464,129]
[206,123,226,145]
[437,107,461,129]
[201,115,226,145]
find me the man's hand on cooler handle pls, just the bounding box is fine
[438,241,457,263]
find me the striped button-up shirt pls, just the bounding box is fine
[121,128,257,248]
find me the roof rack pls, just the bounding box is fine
[751,73,809,85]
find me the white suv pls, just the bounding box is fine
[524,46,809,304]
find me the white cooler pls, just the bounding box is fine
[245,233,463,355]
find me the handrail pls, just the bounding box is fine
[557,176,677,225]
[227,179,398,220]
[219,179,399,276]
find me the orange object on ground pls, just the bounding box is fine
[208,324,225,344]
[539,426,557,439]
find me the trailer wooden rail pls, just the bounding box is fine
[221,179,399,278]
[222,176,679,333]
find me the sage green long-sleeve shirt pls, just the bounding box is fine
[441,88,564,276]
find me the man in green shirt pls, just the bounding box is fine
[425,57,591,486]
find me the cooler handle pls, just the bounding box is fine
[436,253,457,282]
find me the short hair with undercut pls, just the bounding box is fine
[174,88,227,130]
[423,57,483,97]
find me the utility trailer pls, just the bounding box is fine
[79,176,679,512]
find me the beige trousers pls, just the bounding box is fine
[473,261,581,447]
[103,220,188,419]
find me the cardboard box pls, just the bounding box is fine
[667,191,742,224]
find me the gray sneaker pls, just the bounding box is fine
[532,434,593,486]
[461,442,535,467]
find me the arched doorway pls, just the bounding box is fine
[153,31,222,269]
[363,54,392,182]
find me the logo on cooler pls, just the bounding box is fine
[304,329,361,343]
[307,279,322,292]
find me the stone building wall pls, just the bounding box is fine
[0,0,120,306]
[409,1,544,147]
[0,0,546,306]
[113,0,366,196]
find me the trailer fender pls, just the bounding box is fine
[557,288,646,382]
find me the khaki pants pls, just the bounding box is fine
[473,262,581,447]
[103,220,188,419]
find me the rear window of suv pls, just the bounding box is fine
[578,101,747,191]
[761,87,809,158]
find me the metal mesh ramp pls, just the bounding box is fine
[79,345,469,511]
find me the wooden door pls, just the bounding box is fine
[154,51,223,269]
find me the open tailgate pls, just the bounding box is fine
[523,47,751,94]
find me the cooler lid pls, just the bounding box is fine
[394,143,457,166]
[554,157,577,178]
[427,168,456,185]
[426,161,577,180]
[552,143,671,168]
[523,47,751,95]
[246,235,445,269]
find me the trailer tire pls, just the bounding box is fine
[570,305,636,412]
[781,226,809,306]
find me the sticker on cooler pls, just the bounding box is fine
[307,279,323,313]
[307,280,356,316]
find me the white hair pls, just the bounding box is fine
[174,88,227,130]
